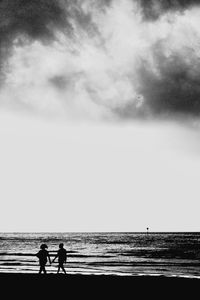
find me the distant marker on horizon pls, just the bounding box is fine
[146,227,149,234]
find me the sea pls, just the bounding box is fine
[0,232,200,278]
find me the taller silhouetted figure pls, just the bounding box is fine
[36,244,51,274]
[52,243,67,274]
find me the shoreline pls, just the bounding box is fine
[0,269,200,279]
[0,271,200,278]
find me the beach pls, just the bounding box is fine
[1,232,200,298]
[1,273,199,298]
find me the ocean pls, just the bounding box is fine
[0,232,200,278]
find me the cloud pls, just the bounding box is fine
[138,0,200,20]
[1,0,200,122]
[135,6,200,118]
[137,44,200,116]
[0,0,69,86]
[0,0,68,42]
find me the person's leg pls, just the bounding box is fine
[57,266,60,273]
[59,262,66,274]
[40,264,46,274]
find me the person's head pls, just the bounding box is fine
[59,243,64,249]
[40,243,48,250]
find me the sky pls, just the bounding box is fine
[1,0,200,232]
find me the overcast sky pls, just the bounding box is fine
[1,0,200,232]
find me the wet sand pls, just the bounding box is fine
[1,273,199,298]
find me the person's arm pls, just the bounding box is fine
[36,251,40,258]
[48,252,51,264]
[52,253,58,263]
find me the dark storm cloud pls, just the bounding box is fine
[117,42,200,119]
[0,0,112,45]
[0,0,112,72]
[137,45,200,116]
[0,0,68,43]
[0,0,70,84]
[138,0,200,20]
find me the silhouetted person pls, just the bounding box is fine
[52,243,67,274]
[36,244,51,274]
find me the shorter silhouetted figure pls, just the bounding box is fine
[52,243,67,274]
[36,244,51,274]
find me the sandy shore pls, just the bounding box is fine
[1,273,199,298]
